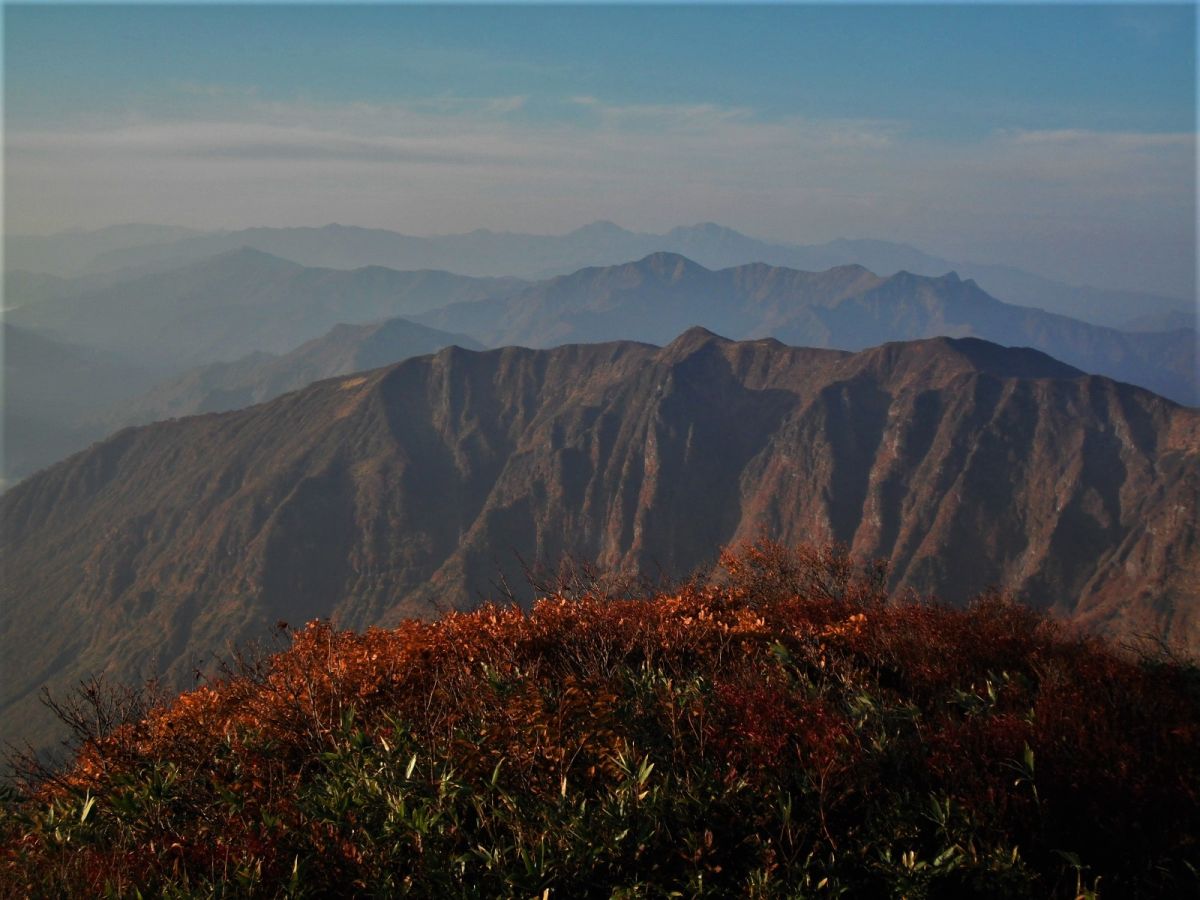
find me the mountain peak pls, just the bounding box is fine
[864,336,1086,384]
[569,220,632,239]
[204,245,301,268]
[669,324,728,344]
[153,246,306,282]
[658,325,731,360]
[827,262,876,278]
[317,223,376,235]
[630,251,709,280]
[939,336,1084,379]
[3,329,1196,760]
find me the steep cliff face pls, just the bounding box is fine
[419,254,1196,405]
[3,331,1197,751]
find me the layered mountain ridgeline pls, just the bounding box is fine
[5,248,1187,487]
[419,253,1198,406]
[5,248,524,369]
[3,315,481,485]
[2,331,1197,753]
[100,317,484,429]
[5,224,202,278]
[3,250,518,481]
[11,221,1189,329]
[2,325,155,425]
[2,325,162,488]
[1121,309,1196,333]
[3,270,77,310]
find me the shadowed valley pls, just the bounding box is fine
[3,331,1196,754]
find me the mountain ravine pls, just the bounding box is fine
[2,330,1197,752]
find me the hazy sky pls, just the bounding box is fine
[5,3,1196,297]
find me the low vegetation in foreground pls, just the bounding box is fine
[2,543,1198,897]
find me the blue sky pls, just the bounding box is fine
[5,4,1196,295]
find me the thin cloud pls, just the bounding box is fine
[4,94,1194,296]
[7,121,528,167]
[1003,128,1193,150]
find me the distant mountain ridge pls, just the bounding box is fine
[2,324,161,489]
[5,224,202,277]
[9,221,1190,330]
[417,252,1197,406]
[6,248,524,368]
[107,317,483,427]
[4,248,1193,488]
[3,312,483,485]
[3,331,1197,752]
[3,250,522,483]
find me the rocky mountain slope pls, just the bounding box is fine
[419,253,1197,405]
[3,314,481,486]
[3,331,1196,752]
[105,317,483,428]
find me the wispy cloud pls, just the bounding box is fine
[1002,128,1193,150]
[8,121,526,167]
[5,94,1194,295]
[6,95,910,187]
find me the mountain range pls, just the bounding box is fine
[418,252,1197,406]
[3,312,481,486]
[4,248,1194,488]
[3,330,1196,753]
[5,224,201,280]
[9,247,1192,405]
[5,248,522,369]
[105,317,483,428]
[2,324,159,490]
[8,221,1191,331]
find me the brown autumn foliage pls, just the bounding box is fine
[1,541,1198,897]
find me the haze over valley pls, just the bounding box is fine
[2,6,1197,894]
[5,233,1195,488]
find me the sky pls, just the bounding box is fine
[4,3,1197,297]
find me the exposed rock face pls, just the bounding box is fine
[4,314,482,486]
[2,331,1197,751]
[418,254,1197,406]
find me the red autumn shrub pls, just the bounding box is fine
[2,541,1197,897]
